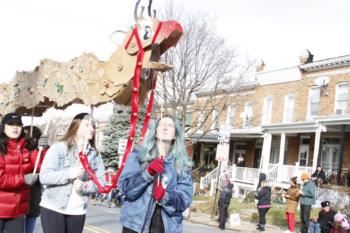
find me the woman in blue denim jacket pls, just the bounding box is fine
[39,113,106,233]
[119,115,193,233]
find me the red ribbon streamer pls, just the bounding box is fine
[78,23,163,192]
[115,23,163,186]
[79,152,113,194]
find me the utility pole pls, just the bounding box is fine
[210,125,230,219]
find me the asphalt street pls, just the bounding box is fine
[33,204,233,233]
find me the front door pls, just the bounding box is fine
[321,145,340,171]
[298,144,309,166]
[233,143,247,165]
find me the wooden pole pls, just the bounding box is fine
[33,117,51,175]
[210,160,222,219]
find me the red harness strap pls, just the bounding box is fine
[79,23,163,192]
[79,152,112,193]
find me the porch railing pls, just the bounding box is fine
[231,166,260,185]
[200,164,315,195]
[267,164,314,183]
[200,166,219,192]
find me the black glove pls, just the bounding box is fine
[24,174,38,186]
[38,136,49,148]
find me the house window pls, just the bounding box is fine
[262,96,272,124]
[335,82,349,115]
[283,94,295,123]
[211,109,218,129]
[226,105,235,127]
[197,113,205,130]
[185,113,192,127]
[299,136,310,166]
[243,102,253,128]
[308,87,320,117]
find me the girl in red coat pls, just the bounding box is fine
[0,113,42,233]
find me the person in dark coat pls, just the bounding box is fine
[255,180,271,231]
[236,154,246,167]
[310,201,336,233]
[256,172,267,190]
[311,166,327,186]
[23,126,49,233]
[218,180,233,230]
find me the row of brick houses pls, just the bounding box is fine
[189,52,350,188]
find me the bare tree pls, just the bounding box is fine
[156,1,255,139]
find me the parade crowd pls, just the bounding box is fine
[0,112,193,233]
[1,111,349,233]
[216,166,350,233]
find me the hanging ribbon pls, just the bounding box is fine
[78,23,163,191]
[79,152,113,193]
[115,22,163,186]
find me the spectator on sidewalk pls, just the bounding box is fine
[0,113,45,233]
[105,168,117,207]
[218,179,233,230]
[255,180,271,232]
[299,172,316,233]
[311,166,327,186]
[118,116,193,233]
[39,113,106,233]
[284,176,300,233]
[331,212,350,233]
[309,201,336,233]
[256,172,267,190]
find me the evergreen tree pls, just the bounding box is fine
[100,103,148,169]
[100,104,130,168]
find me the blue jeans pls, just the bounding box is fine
[309,222,320,233]
[25,216,37,233]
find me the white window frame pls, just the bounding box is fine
[283,93,295,123]
[211,109,218,129]
[307,86,320,118]
[243,102,253,128]
[226,105,235,127]
[298,136,310,166]
[197,112,205,132]
[261,96,272,124]
[334,82,349,115]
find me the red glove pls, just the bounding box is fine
[153,182,165,201]
[147,158,164,176]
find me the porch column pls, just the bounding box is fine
[261,133,272,172]
[277,133,286,182]
[312,126,322,171]
[278,133,286,165]
[199,143,206,166]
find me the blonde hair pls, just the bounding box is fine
[261,180,269,187]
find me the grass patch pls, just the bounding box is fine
[191,196,320,226]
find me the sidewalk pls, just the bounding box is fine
[92,199,287,232]
[186,209,286,233]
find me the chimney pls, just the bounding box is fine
[256,59,265,72]
[299,49,314,64]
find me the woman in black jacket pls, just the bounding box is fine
[255,180,271,231]
[218,180,233,230]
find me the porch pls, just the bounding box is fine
[200,163,314,196]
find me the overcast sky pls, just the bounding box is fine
[1,0,350,123]
[1,0,350,84]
